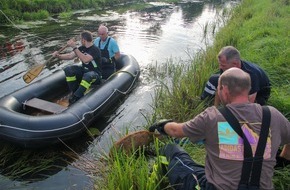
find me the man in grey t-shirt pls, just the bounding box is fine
[150,68,290,190]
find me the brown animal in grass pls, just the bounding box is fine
[111,130,163,156]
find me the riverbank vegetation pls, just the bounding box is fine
[99,0,290,189]
[0,0,182,24]
[0,0,136,23]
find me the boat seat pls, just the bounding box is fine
[23,98,67,114]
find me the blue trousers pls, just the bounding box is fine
[161,144,215,190]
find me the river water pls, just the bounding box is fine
[0,1,238,189]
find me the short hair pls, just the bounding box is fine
[98,25,108,33]
[218,46,241,63]
[219,68,251,96]
[81,30,93,42]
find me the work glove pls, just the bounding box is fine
[149,119,173,135]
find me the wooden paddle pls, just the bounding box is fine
[23,45,68,84]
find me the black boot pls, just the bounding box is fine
[160,144,187,161]
[69,95,80,104]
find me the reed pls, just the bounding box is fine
[99,142,155,189]
[97,137,177,190]
[0,143,66,180]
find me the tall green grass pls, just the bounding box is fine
[99,135,207,189]
[97,139,170,190]
[214,0,290,117]
[153,0,290,120]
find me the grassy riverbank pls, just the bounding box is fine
[0,0,151,24]
[0,0,182,24]
[99,0,290,189]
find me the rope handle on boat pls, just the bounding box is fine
[106,70,138,81]
[22,100,28,110]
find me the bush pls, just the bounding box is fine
[22,10,49,21]
[0,9,22,23]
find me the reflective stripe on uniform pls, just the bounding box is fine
[80,80,90,89]
[91,60,98,68]
[204,81,217,95]
[66,76,76,82]
[84,78,96,93]
[206,80,217,90]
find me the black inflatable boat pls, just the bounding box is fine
[0,54,140,148]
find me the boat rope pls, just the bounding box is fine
[67,109,87,129]
[58,137,99,163]
[0,10,48,43]
[0,9,52,67]
[114,70,140,95]
[81,69,140,121]
[106,69,138,80]
[58,137,81,155]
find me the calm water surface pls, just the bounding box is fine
[0,1,238,189]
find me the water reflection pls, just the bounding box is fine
[0,1,225,96]
[0,133,95,189]
[115,2,206,65]
[0,1,238,189]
